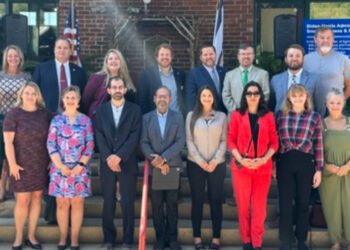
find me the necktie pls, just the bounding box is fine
[211,69,220,93]
[242,69,248,87]
[60,64,68,92]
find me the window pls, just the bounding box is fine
[310,2,350,19]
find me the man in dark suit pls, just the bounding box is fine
[140,86,185,250]
[93,76,141,250]
[186,45,227,113]
[270,44,319,114]
[32,38,87,113]
[138,43,186,116]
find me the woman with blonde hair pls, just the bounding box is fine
[276,84,323,250]
[82,49,136,117]
[319,89,350,250]
[0,45,31,202]
[3,81,51,249]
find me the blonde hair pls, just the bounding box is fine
[98,49,135,91]
[281,84,313,115]
[2,45,24,73]
[16,81,45,109]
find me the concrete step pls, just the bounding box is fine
[0,218,332,247]
[89,177,279,199]
[0,197,278,220]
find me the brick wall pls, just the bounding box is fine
[58,0,254,83]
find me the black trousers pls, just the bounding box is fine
[277,150,315,244]
[150,187,179,244]
[101,168,137,245]
[0,116,4,177]
[187,160,226,238]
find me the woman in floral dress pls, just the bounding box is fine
[47,86,94,250]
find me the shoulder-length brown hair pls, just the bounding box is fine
[281,84,313,115]
[16,81,46,109]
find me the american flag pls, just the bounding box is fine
[213,0,224,66]
[63,1,82,66]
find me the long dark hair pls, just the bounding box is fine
[190,85,217,135]
[238,81,269,117]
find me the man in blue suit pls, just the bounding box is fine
[186,45,227,113]
[32,38,87,113]
[140,86,185,250]
[93,76,141,250]
[270,44,319,114]
[138,43,186,116]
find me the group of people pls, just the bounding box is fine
[0,25,349,250]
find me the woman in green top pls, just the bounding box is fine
[319,89,350,250]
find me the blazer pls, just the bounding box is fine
[185,64,227,113]
[32,60,87,113]
[140,109,185,167]
[93,100,142,174]
[270,69,318,114]
[222,65,270,113]
[227,111,279,174]
[138,67,186,115]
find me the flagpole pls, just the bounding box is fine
[70,0,75,54]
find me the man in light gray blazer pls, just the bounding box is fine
[270,44,319,114]
[222,44,269,113]
[140,86,185,250]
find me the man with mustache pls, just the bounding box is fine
[186,44,227,113]
[140,86,185,250]
[222,44,269,114]
[138,43,186,116]
[93,76,141,250]
[270,44,318,114]
[304,26,350,116]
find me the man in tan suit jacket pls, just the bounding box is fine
[222,45,269,113]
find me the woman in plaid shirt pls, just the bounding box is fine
[276,84,323,250]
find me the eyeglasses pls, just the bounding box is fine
[245,91,260,97]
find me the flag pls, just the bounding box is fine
[213,0,224,66]
[63,0,82,66]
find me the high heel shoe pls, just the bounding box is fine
[25,239,42,249]
[12,244,22,250]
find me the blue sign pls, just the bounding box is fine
[303,19,350,57]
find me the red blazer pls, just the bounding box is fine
[227,111,279,174]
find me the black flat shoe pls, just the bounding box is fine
[25,239,42,250]
[12,245,22,250]
[57,244,68,250]
[194,242,205,250]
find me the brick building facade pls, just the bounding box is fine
[57,0,254,83]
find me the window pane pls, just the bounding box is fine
[310,2,350,19]
[0,4,5,18]
[13,3,28,14]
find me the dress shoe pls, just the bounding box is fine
[209,242,220,250]
[57,244,68,250]
[243,243,254,250]
[297,242,309,250]
[70,246,80,250]
[169,241,182,250]
[100,243,113,250]
[12,245,22,250]
[153,241,165,250]
[121,243,133,250]
[279,244,292,250]
[25,239,42,249]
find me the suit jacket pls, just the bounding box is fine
[227,111,279,175]
[270,69,318,114]
[140,109,185,168]
[138,67,186,115]
[32,60,87,113]
[222,65,270,113]
[185,64,227,113]
[93,100,142,175]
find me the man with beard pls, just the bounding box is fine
[138,43,186,116]
[93,76,141,250]
[304,26,350,116]
[186,44,227,113]
[222,44,269,114]
[140,86,185,250]
[270,44,318,114]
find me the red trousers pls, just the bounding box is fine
[232,169,271,247]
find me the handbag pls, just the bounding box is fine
[309,201,327,228]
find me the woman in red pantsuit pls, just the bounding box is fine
[227,81,279,250]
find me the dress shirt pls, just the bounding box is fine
[55,60,71,90]
[111,101,124,127]
[156,110,168,138]
[240,66,253,80]
[287,69,303,89]
[276,110,324,171]
[158,66,179,112]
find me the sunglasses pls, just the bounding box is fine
[245,91,260,97]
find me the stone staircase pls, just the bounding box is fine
[0,155,332,249]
